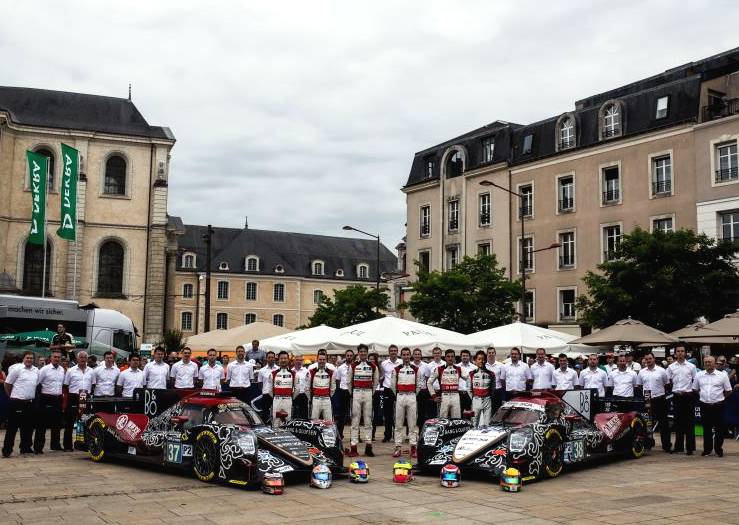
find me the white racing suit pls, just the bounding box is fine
[270,367,296,428]
[309,366,335,420]
[348,360,379,446]
[427,364,468,419]
[392,363,419,446]
[469,366,495,427]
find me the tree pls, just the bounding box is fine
[404,254,523,333]
[307,285,388,328]
[577,227,739,332]
[159,329,186,353]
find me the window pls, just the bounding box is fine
[335,269,344,277]
[22,240,52,296]
[652,155,672,195]
[181,312,193,331]
[244,313,256,325]
[182,283,194,299]
[603,225,621,261]
[482,137,494,163]
[559,117,575,149]
[522,134,533,155]
[274,265,284,273]
[559,231,575,269]
[216,313,228,330]
[34,148,55,190]
[273,314,284,327]
[656,96,669,119]
[446,246,459,269]
[217,280,229,300]
[418,251,430,272]
[183,254,196,269]
[312,260,324,275]
[357,263,369,279]
[273,283,285,302]
[602,104,621,138]
[218,261,229,271]
[559,289,576,321]
[519,184,533,218]
[520,237,533,272]
[721,211,739,241]
[245,282,257,301]
[448,199,459,231]
[479,193,491,226]
[523,291,535,322]
[104,155,126,195]
[446,150,463,178]
[98,240,124,296]
[245,256,259,272]
[558,176,574,212]
[652,217,674,233]
[425,156,435,179]
[477,242,491,256]
[715,141,738,183]
[420,205,431,237]
[602,166,620,204]
[313,289,325,305]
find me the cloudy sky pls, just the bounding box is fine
[2,1,739,250]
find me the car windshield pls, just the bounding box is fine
[212,404,264,426]
[491,406,542,425]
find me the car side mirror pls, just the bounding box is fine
[170,415,188,427]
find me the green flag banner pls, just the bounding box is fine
[57,143,79,241]
[27,150,48,245]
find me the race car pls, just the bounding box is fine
[75,388,343,487]
[417,390,652,482]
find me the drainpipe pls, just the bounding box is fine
[142,143,155,340]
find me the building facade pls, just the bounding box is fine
[166,223,397,333]
[0,87,176,342]
[402,48,739,334]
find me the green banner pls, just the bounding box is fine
[57,143,79,241]
[27,150,48,245]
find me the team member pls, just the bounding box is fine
[50,323,75,358]
[227,345,254,402]
[34,349,65,453]
[246,339,266,366]
[693,356,732,457]
[170,347,199,389]
[258,351,278,424]
[610,355,637,398]
[143,346,170,389]
[269,351,297,428]
[411,348,429,428]
[668,345,697,455]
[424,347,444,419]
[333,349,354,440]
[91,351,120,396]
[62,350,93,451]
[626,353,642,372]
[308,352,335,420]
[603,353,617,373]
[552,354,578,390]
[637,351,671,452]
[2,352,38,457]
[308,349,337,372]
[500,348,532,398]
[292,355,310,420]
[379,345,400,442]
[485,347,504,412]
[579,353,609,397]
[199,349,225,391]
[347,344,379,457]
[530,348,555,390]
[391,347,419,458]
[458,350,476,412]
[427,349,469,419]
[469,351,495,428]
[116,354,144,398]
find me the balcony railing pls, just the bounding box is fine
[715,167,739,183]
[603,250,618,262]
[420,225,430,237]
[558,197,574,211]
[652,180,672,195]
[519,205,533,218]
[602,190,620,204]
[560,308,576,321]
[479,213,491,226]
[602,127,621,138]
[559,256,575,268]
[559,138,575,150]
[702,98,739,122]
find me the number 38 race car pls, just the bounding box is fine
[417,390,653,483]
[75,389,343,487]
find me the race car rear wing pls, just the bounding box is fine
[82,388,202,417]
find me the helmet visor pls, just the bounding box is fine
[314,472,330,481]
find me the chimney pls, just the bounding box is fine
[244,216,248,229]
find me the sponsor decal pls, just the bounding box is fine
[503,401,545,412]
[452,429,506,463]
[274,465,294,473]
[229,479,248,486]
[601,414,623,440]
[116,415,129,431]
[182,444,193,457]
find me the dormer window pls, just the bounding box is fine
[602,103,622,138]
[558,116,575,150]
[656,96,669,119]
[446,150,464,178]
[245,256,259,272]
[424,156,434,179]
[182,253,196,269]
[522,134,533,155]
[335,269,344,277]
[357,263,370,279]
[312,260,324,276]
[274,264,285,274]
[218,261,229,271]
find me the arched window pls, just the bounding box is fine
[182,253,196,268]
[34,148,55,190]
[181,312,193,331]
[559,117,575,149]
[335,269,344,277]
[97,240,124,296]
[357,263,370,279]
[446,150,464,178]
[313,289,325,305]
[601,102,622,138]
[273,314,284,327]
[274,264,284,274]
[216,312,228,330]
[22,240,52,296]
[104,155,127,195]
[182,283,193,299]
[218,261,229,271]
[244,313,257,325]
[312,260,324,275]
[245,256,259,272]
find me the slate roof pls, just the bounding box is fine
[175,222,398,281]
[0,86,174,140]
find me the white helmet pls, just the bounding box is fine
[310,464,332,489]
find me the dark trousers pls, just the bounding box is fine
[460,391,472,412]
[335,389,351,439]
[416,389,430,428]
[35,394,63,452]
[426,388,439,420]
[63,393,80,451]
[673,393,696,452]
[293,394,309,420]
[229,387,249,403]
[492,389,503,413]
[261,394,273,425]
[650,395,671,451]
[382,387,395,440]
[700,401,726,454]
[3,399,34,455]
[372,390,383,439]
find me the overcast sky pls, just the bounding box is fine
[3,1,739,251]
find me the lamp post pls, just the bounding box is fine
[342,225,380,291]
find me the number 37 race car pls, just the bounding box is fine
[75,389,343,487]
[417,390,653,483]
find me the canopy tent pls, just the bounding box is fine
[466,322,595,355]
[185,322,290,353]
[330,316,470,355]
[258,325,340,355]
[572,317,678,346]
[677,310,739,341]
[669,321,737,345]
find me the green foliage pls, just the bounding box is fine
[160,328,186,353]
[307,285,388,328]
[404,254,523,333]
[577,227,739,332]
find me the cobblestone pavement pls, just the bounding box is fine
[1,430,738,525]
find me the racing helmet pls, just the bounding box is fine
[440,464,461,488]
[392,459,413,484]
[500,467,521,492]
[349,460,369,483]
[262,472,284,495]
[310,464,333,489]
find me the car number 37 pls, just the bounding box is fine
[165,442,192,464]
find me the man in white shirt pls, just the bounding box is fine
[2,351,39,457]
[500,348,532,398]
[667,346,698,455]
[258,351,278,424]
[458,349,476,413]
[485,347,504,412]
[116,354,144,398]
[226,345,253,402]
[170,347,199,389]
[424,347,444,418]
[199,349,225,392]
[143,347,170,389]
[552,354,578,390]
[693,356,732,457]
[380,345,400,442]
[35,349,65,453]
[610,355,637,398]
[626,354,642,372]
[62,351,93,451]
[530,348,555,390]
[604,353,617,374]
[332,349,354,440]
[92,351,120,397]
[411,348,430,429]
[292,355,310,419]
[637,351,671,452]
[579,353,609,397]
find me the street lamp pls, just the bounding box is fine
[342,225,381,290]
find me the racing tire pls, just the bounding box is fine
[542,428,564,478]
[627,417,648,459]
[87,417,107,462]
[193,430,219,482]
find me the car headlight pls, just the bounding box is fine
[423,425,440,445]
[508,430,531,453]
[321,427,337,448]
[234,432,257,455]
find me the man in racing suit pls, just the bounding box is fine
[427,349,470,419]
[347,344,379,457]
[309,353,335,420]
[269,351,296,428]
[391,347,419,458]
[469,351,496,427]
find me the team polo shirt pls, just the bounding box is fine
[693,369,732,404]
[170,360,199,388]
[500,361,532,391]
[227,360,254,388]
[485,360,503,389]
[6,365,39,400]
[143,361,170,389]
[38,363,65,395]
[552,367,578,390]
[117,368,144,397]
[258,364,278,394]
[380,358,400,388]
[64,365,93,394]
[668,361,697,393]
[199,363,224,391]
[530,361,555,389]
[579,367,608,397]
[92,365,120,396]
[637,366,669,398]
[610,368,637,397]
